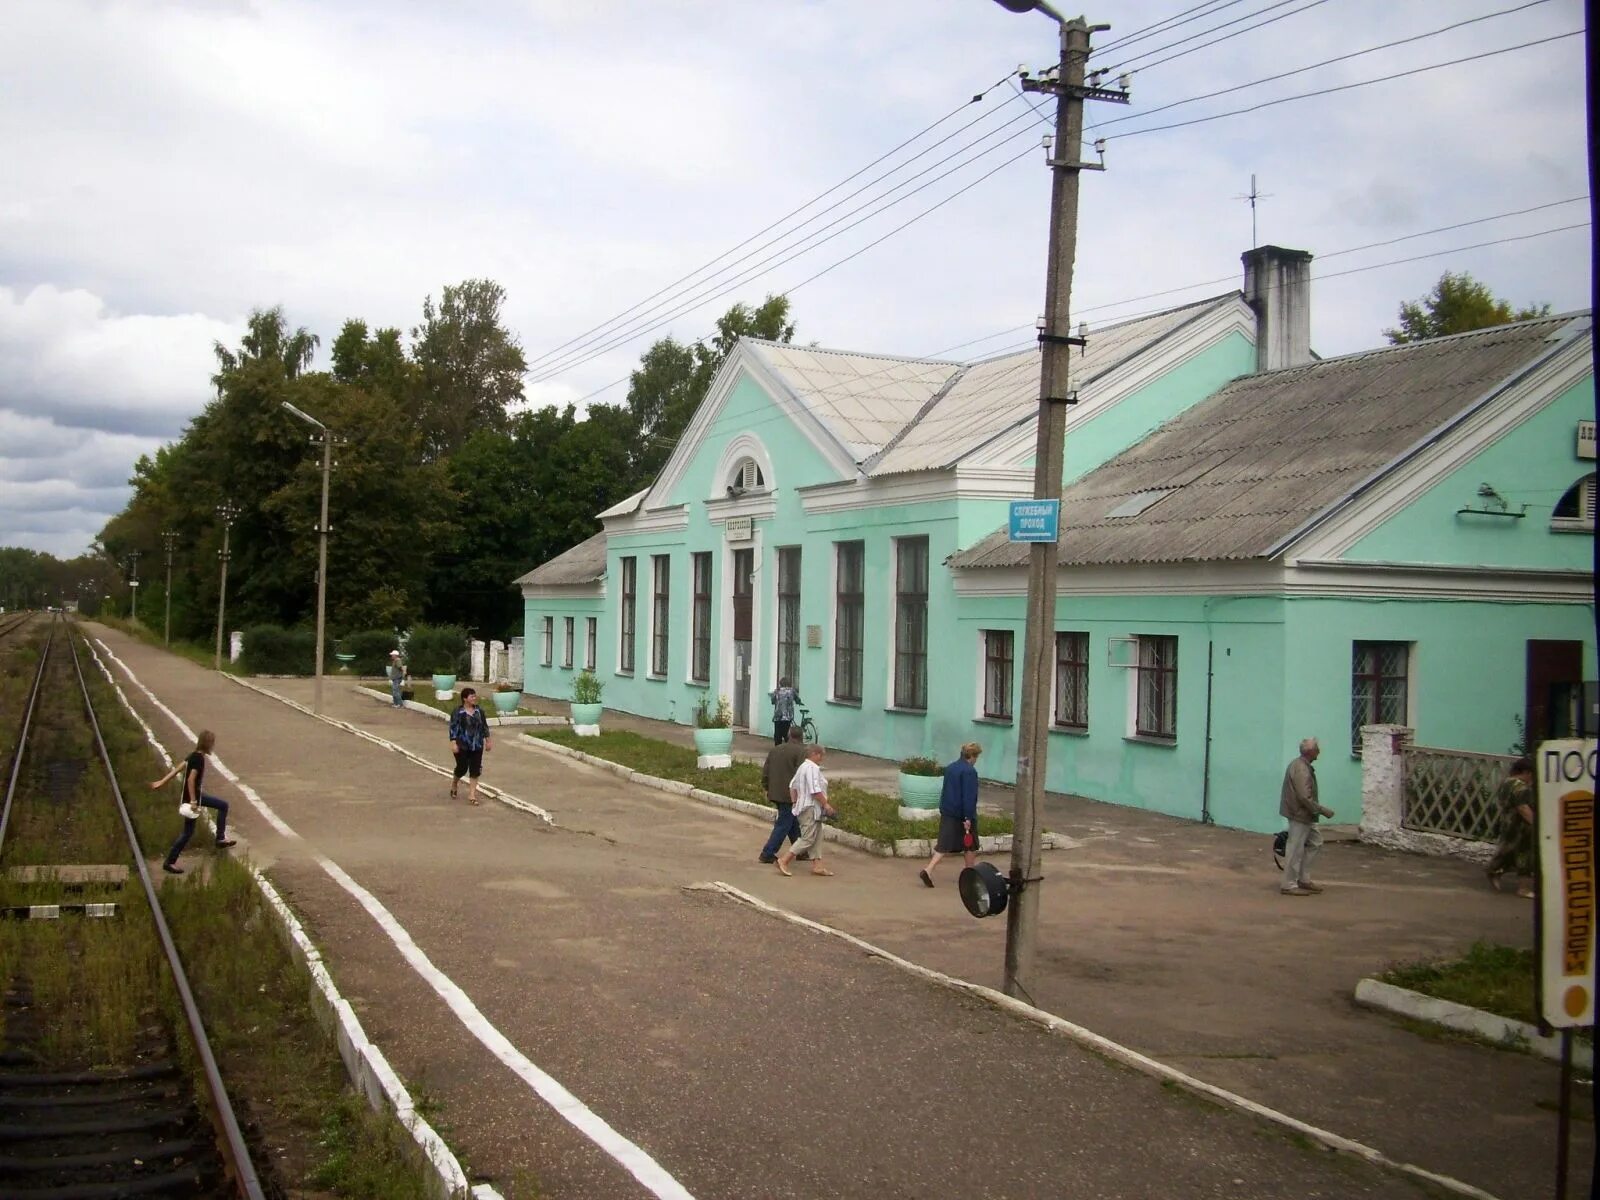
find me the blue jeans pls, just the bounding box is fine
[761,803,800,859]
[165,793,229,866]
[390,675,404,705]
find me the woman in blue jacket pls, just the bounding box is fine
[919,742,981,887]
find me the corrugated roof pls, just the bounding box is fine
[515,531,607,586]
[950,314,1587,570]
[742,295,1234,474]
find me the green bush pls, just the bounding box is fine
[240,625,325,675]
[572,670,604,704]
[338,629,399,677]
[407,624,468,676]
[899,756,944,776]
[694,693,732,728]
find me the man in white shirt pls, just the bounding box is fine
[776,744,836,877]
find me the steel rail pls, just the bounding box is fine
[63,623,268,1200]
[0,612,56,856]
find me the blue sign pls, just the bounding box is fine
[1008,498,1060,543]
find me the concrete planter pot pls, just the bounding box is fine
[570,702,603,737]
[431,673,457,701]
[897,771,944,823]
[694,726,734,768]
[492,691,521,716]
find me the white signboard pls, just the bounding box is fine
[1537,739,1597,1028]
[724,516,753,542]
[1578,419,1596,460]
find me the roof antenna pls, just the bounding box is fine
[1233,173,1272,249]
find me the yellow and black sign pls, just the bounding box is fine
[1538,740,1597,1027]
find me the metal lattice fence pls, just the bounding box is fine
[1401,745,1516,841]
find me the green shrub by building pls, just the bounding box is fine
[405,624,468,677]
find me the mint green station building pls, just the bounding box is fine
[518,248,1596,832]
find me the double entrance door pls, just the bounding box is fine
[731,548,753,729]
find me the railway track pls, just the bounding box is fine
[0,619,266,1200]
[0,612,34,643]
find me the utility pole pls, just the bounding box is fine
[214,502,240,671]
[997,3,1126,1003]
[161,530,177,645]
[282,402,336,715]
[126,551,141,622]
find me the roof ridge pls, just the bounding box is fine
[741,336,958,368]
[863,364,974,472]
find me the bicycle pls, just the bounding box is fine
[797,705,819,745]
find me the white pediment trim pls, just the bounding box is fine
[643,343,859,510]
[520,581,606,600]
[1282,330,1594,563]
[603,503,689,536]
[798,464,1038,515]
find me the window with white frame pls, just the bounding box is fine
[691,552,712,683]
[1552,473,1596,532]
[833,541,864,702]
[1351,641,1409,752]
[982,629,1014,720]
[1054,631,1088,729]
[777,547,801,688]
[894,537,928,710]
[727,458,766,493]
[618,556,636,673]
[1134,635,1177,739]
[540,616,553,667]
[562,617,574,669]
[584,617,597,670]
[650,554,670,676]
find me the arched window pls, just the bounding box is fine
[727,457,765,494]
[1552,474,1596,532]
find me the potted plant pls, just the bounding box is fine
[692,694,734,768]
[571,670,604,736]
[430,669,457,700]
[491,680,522,717]
[898,755,945,821]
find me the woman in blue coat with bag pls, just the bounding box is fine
[919,742,981,887]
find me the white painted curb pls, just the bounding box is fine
[85,641,497,1200]
[690,881,1505,1200]
[353,684,566,726]
[1354,978,1594,1073]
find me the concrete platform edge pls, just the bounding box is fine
[1353,978,1594,1073]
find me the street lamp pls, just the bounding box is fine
[281,401,335,715]
[214,502,241,671]
[975,1,1120,1003]
[161,530,178,645]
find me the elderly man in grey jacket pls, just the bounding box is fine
[1280,737,1335,895]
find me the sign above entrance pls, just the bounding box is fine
[1007,499,1060,543]
[724,516,753,543]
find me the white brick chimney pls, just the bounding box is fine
[1241,245,1313,372]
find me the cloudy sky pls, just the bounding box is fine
[1,0,1589,559]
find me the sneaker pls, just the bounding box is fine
[1298,881,1324,893]
[1280,886,1309,896]
[758,855,777,864]
[162,863,183,874]
[215,839,237,849]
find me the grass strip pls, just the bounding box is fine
[363,683,549,718]
[1379,941,1592,1046]
[527,727,1015,844]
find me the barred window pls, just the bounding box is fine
[833,541,864,702]
[894,537,928,710]
[618,556,636,673]
[691,552,712,683]
[983,629,1014,720]
[562,617,574,669]
[777,547,801,689]
[584,617,597,671]
[650,555,670,676]
[1352,641,1409,752]
[1054,631,1088,729]
[540,616,553,667]
[1135,635,1177,739]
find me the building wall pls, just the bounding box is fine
[520,589,603,701]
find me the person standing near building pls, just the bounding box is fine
[149,729,236,875]
[1486,756,1536,897]
[758,726,808,863]
[776,744,835,877]
[387,649,407,707]
[1279,737,1334,895]
[448,687,493,805]
[769,677,802,746]
[919,742,981,888]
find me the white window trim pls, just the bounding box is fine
[540,615,553,668]
[1351,639,1416,753]
[562,616,574,670]
[647,553,670,680]
[686,551,713,686]
[830,540,864,704]
[977,628,1015,722]
[584,617,597,671]
[616,556,637,676]
[1125,634,1178,741]
[1550,474,1596,533]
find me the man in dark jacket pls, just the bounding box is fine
[919,742,981,887]
[1280,737,1335,895]
[758,727,808,863]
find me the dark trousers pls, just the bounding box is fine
[761,802,800,858]
[773,719,791,746]
[165,793,229,866]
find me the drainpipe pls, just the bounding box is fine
[1201,641,1215,825]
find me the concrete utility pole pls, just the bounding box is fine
[161,530,177,645]
[126,551,141,621]
[997,4,1125,1003]
[281,402,336,715]
[214,502,240,671]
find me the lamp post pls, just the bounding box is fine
[214,502,240,671]
[126,550,141,621]
[984,1,1121,1003]
[281,401,334,715]
[161,530,177,645]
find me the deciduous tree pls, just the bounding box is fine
[1384,272,1551,344]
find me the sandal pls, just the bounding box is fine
[810,867,835,877]
[469,796,480,806]
[450,783,458,800]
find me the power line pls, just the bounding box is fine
[1100,0,1330,76]
[1109,30,1582,140]
[523,70,1023,372]
[1094,0,1252,57]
